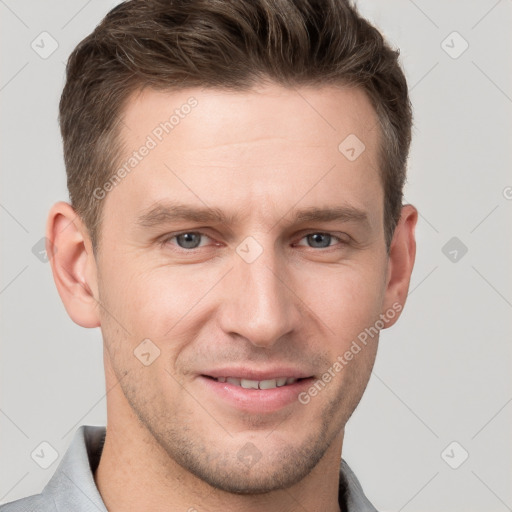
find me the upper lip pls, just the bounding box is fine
[201,367,313,380]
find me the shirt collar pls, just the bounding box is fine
[42,425,378,512]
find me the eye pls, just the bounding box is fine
[163,231,212,250]
[161,231,347,252]
[296,232,345,249]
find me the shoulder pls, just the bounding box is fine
[0,425,106,512]
[339,458,379,512]
[0,493,56,512]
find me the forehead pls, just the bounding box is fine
[121,83,380,153]
[103,83,382,232]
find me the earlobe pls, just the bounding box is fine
[381,204,418,328]
[46,201,101,328]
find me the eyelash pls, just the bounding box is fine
[160,230,349,252]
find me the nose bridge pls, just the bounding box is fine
[221,234,298,347]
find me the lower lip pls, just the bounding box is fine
[198,376,314,413]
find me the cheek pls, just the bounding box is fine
[297,262,386,339]
[101,247,387,347]
[114,264,220,339]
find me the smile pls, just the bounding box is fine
[198,373,315,413]
[210,376,300,389]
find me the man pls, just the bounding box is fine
[1,0,417,510]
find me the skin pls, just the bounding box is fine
[47,83,417,512]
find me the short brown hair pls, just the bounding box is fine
[60,0,412,255]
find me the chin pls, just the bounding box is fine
[165,428,333,495]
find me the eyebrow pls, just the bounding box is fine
[135,200,370,230]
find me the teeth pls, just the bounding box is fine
[259,379,277,389]
[241,379,259,389]
[215,376,300,389]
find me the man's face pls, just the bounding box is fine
[94,83,392,492]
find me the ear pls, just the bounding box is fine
[381,204,418,328]
[46,201,101,328]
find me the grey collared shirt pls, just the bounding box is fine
[0,425,378,511]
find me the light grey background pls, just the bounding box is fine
[1,1,511,511]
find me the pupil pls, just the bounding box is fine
[178,233,200,248]
[309,233,330,248]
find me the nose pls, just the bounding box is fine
[218,239,300,348]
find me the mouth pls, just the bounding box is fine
[203,375,308,389]
[198,371,315,413]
